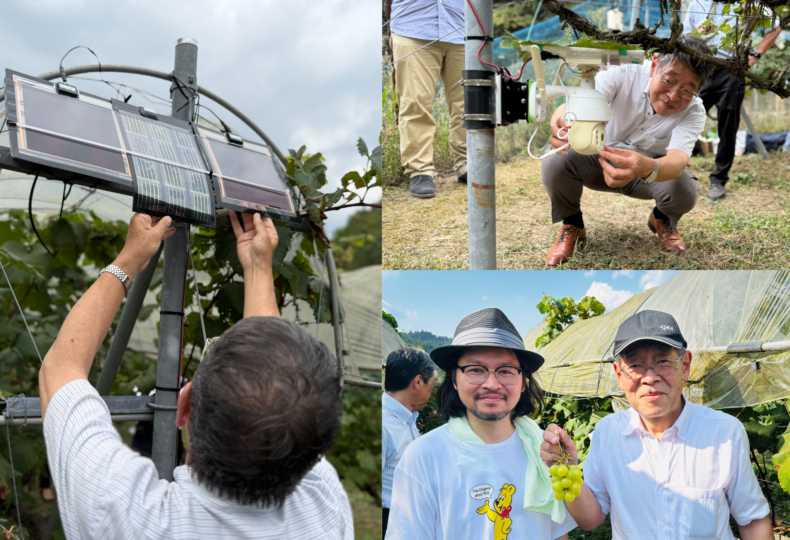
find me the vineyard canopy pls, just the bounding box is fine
[524,271,790,409]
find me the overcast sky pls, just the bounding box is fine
[1,0,380,235]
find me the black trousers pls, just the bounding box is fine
[699,67,746,186]
[383,507,390,539]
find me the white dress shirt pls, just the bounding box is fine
[594,63,707,158]
[44,379,354,540]
[583,398,769,540]
[382,392,421,508]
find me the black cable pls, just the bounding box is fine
[59,45,118,97]
[197,103,232,133]
[0,117,6,135]
[171,73,197,115]
[28,172,55,258]
[59,183,73,221]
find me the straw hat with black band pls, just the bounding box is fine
[430,308,544,373]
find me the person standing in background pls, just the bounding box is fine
[386,0,467,199]
[683,0,782,200]
[382,347,438,537]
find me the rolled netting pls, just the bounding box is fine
[524,271,790,409]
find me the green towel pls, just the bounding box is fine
[448,415,567,524]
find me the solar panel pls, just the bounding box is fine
[114,101,216,228]
[196,127,299,220]
[4,69,133,193]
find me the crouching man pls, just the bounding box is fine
[540,310,772,539]
[541,34,713,267]
[39,211,353,539]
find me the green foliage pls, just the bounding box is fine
[538,397,613,463]
[382,310,399,332]
[775,422,790,494]
[400,331,451,354]
[327,383,383,506]
[0,136,382,536]
[535,294,605,348]
[331,209,381,271]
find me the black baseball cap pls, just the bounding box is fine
[430,308,544,373]
[613,310,687,357]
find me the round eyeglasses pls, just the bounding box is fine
[618,354,683,379]
[458,365,523,386]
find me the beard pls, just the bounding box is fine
[466,391,513,422]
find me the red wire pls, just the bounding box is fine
[466,0,533,82]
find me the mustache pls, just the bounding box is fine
[474,391,508,401]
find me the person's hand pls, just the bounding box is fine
[748,55,759,67]
[598,146,650,188]
[230,211,279,275]
[540,423,579,467]
[548,116,572,155]
[114,213,176,281]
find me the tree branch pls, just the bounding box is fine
[540,0,790,97]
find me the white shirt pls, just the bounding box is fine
[595,63,706,158]
[386,425,577,540]
[684,0,737,59]
[44,379,354,540]
[584,399,769,540]
[383,392,421,508]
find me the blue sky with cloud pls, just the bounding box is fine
[383,270,678,338]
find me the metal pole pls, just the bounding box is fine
[630,0,642,30]
[150,38,196,481]
[96,244,163,395]
[740,106,768,158]
[466,0,497,270]
[325,250,345,388]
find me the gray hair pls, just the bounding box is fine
[657,34,715,88]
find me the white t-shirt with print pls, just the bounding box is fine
[385,425,577,540]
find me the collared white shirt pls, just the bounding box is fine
[583,398,769,540]
[390,0,465,45]
[382,392,421,508]
[44,379,354,540]
[684,1,738,60]
[595,63,706,158]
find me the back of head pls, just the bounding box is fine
[385,347,436,391]
[188,317,342,507]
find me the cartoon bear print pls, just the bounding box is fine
[476,483,516,540]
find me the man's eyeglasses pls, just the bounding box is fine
[458,365,522,386]
[656,67,699,101]
[618,353,683,379]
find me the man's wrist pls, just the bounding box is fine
[637,155,654,179]
[111,255,140,283]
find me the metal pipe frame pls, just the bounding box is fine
[0,413,153,426]
[465,0,497,269]
[325,249,346,388]
[0,64,286,164]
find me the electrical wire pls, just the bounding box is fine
[0,262,42,365]
[28,173,55,259]
[70,76,172,106]
[527,64,574,160]
[59,183,73,221]
[58,45,120,99]
[5,417,23,540]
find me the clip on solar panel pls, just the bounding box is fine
[4,69,135,195]
[113,100,216,228]
[195,126,301,225]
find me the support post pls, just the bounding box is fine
[151,37,197,481]
[325,250,345,387]
[740,106,768,158]
[96,244,163,395]
[465,0,497,270]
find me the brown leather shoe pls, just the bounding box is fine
[546,224,586,267]
[647,211,686,253]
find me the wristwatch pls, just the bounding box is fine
[642,159,660,184]
[101,264,130,296]
[749,48,762,59]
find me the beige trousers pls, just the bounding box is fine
[392,32,466,179]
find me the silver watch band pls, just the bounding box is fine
[101,264,130,296]
[643,159,659,183]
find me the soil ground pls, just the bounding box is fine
[383,152,790,270]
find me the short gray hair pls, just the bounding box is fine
[657,34,715,88]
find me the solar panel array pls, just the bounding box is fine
[197,127,298,220]
[3,70,300,228]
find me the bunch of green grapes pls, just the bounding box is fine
[549,443,583,502]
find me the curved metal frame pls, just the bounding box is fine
[0,64,286,164]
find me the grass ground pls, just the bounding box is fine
[344,479,382,540]
[383,151,790,270]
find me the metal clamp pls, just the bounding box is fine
[460,79,493,87]
[461,114,493,121]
